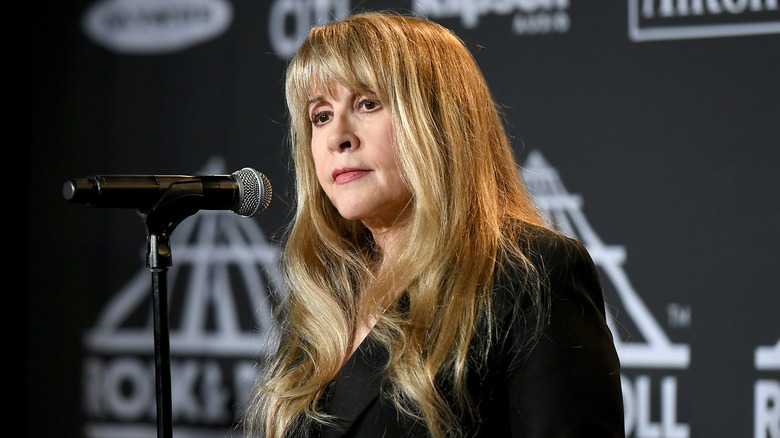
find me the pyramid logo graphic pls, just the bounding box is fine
[81,156,286,437]
[521,150,690,368]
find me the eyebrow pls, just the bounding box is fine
[306,89,380,111]
[306,96,328,113]
[307,96,324,107]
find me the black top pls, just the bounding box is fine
[314,227,625,437]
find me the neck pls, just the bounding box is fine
[363,206,410,256]
[368,226,399,256]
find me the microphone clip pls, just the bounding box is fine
[139,179,204,269]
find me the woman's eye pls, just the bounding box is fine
[359,99,381,111]
[311,112,331,126]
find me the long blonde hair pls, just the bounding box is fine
[244,11,549,437]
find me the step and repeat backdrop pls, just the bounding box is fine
[29,1,779,437]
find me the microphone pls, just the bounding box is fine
[63,168,272,217]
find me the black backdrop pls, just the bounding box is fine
[29,1,779,437]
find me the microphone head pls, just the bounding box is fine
[232,168,272,217]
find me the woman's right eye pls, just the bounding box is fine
[310,111,331,126]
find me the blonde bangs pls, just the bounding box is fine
[285,19,397,124]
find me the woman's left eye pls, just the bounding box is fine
[359,99,381,111]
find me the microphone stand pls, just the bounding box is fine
[139,181,204,438]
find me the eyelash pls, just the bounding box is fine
[310,111,331,126]
[310,98,381,127]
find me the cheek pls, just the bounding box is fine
[310,140,329,185]
[379,136,404,186]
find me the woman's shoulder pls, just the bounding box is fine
[519,221,590,259]
[500,221,598,290]
[488,220,607,360]
[489,224,624,436]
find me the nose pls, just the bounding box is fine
[327,114,360,152]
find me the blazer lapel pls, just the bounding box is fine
[321,337,389,437]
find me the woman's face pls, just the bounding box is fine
[309,81,411,234]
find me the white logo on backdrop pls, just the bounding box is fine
[82,0,233,54]
[81,157,285,437]
[269,0,350,58]
[628,0,780,41]
[268,0,571,59]
[413,0,570,36]
[521,150,690,368]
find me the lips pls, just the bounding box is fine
[332,167,371,185]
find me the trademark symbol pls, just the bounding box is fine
[666,303,692,328]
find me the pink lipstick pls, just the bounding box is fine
[332,167,371,185]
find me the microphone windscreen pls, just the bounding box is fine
[232,168,272,217]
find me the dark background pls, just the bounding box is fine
[29,1,779,437]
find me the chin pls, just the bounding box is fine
[333,206,363,222]
[341,213,368,223]
[331,200,368,222]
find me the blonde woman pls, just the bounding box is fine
[244,11,624,438]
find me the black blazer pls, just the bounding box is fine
[315,229,625,437]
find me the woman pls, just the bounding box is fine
[244,11,624,438]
